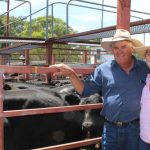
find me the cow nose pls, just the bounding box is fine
[82,121,93,131]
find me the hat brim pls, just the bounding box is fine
[101,37,143,51]
[134,46,150,58]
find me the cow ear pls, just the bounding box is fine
[65,94,80,105]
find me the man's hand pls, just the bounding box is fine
[49,63,84,95]
[49,63,76,77]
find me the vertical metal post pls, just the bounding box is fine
[45,42,53,83]
[24,50,29,80]
[52,54,55,64]
[46,0,49,39]
[18,0,32,81]
[143,33,145,45]
[24,0,32,80]
[46,42,52,65]
[66,2,69,34]
[0,72,4,150]
[117,0,131,31]
[51,4,54,37]
[94,55,97,64]
[28,1,32,36]
[82,50,87,64]
[101,0,104,28]
[6,0,10,37]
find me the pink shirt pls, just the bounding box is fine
[140,74,150,143]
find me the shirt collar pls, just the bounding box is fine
[111,55,140,69]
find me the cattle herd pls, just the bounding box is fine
[3,79,104,150]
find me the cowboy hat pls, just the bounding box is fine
[134,46,150,58]
[101,29,144,51]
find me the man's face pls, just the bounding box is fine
[111,41,133,65]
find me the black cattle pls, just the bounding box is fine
[80,93,104,149]
[56,87,104,149]
[4,81,80,107]
[41,86,104,150]
[4,81,81,106]
[4,88,84,150]
[4,80,71,91]
[3,82,104,150]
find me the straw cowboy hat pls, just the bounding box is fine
[134,46,150,58]
[101,29,144,51]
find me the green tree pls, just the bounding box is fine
[0,15,87,64]
[20,16,82,64]
[0,16,26,37]
[9,16,26,36]
[21,16,75,38]
[0,17,5,36]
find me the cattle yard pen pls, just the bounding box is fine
[0,18,150,149]
[1,0,150,148]
[0,68,103,150]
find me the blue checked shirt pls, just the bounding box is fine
[82,57,150,122]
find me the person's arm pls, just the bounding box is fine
[49,63,84,95]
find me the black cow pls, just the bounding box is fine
[4,88,84,150]
[80,93,104,149]
[55,86,104,150]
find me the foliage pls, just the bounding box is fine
[9,16,26,37]
[0,17,5,36]
[0,15,89,64]
[21,16,75,38]
[20,16,83,64]
[0,16,26,37]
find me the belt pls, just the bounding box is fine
[105,119,139,127]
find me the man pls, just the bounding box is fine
[49,29,150,150]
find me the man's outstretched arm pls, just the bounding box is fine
[49,63,84,95]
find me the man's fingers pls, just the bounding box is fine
[49,64,72,76]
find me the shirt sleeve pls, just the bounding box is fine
[82,66,102,97]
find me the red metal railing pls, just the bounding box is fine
[0,66,103,149]
[0,65,94,75]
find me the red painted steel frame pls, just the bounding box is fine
[117,0,131,31]
[33,137,102,150]
[4,103,103,118]
[0,65,95,75]
[0,73,4,150]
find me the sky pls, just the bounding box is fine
[0,0,150,44]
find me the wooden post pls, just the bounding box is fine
[117,0,131,31]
